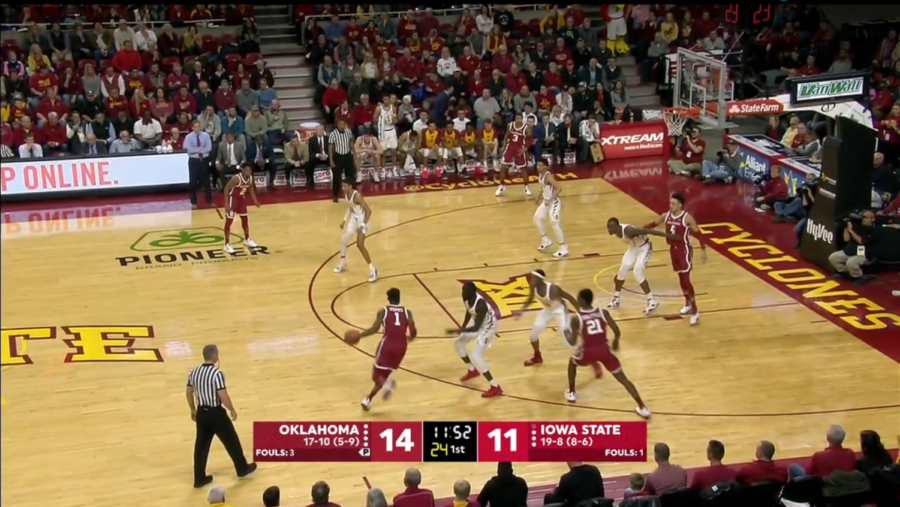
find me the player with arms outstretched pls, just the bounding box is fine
[606,217,682,313]
[344,287,417,411]
[533,158,568,258]
[223,162,261,254]
[565,288,651,418]
[515,269,579,367]
[495,112,533,197]
[644,193,706,324]
[446,282,503,398]
[334,179,378,282]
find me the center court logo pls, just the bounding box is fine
[114,226,280,269]
[459,275,542,318]
[405,172,580,193]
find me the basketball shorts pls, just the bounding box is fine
[380,128,398,150]
[421,147,439,160]
[533,306,569,343]
[607,16,627,38]
[573,345,622,373]
[440,146,463,159]
[346,216,368,235]
[534,197,561,223]
[226,195,247,218]
[501,146,527,168]
[459,323,497,348]
[619,243,652,280]
[373,338,408,376]
[670,245,693,273]
[483,140,499,157]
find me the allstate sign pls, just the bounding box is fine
[739,149,769,180]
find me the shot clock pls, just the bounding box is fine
[422,421,478,462]
[723,4,774,31]
[252,421,647,462]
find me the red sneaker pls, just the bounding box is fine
[523,354,543,367]
[591,362,603,379]
[482,385,503,398]
[459,369,480,382]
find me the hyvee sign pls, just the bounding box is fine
[789,72,868,105]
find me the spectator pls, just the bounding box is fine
[109,130,142,153]
[690,440,738,491]
[158,24,182,57]
[36,87,68,127]
[827,212,878,284]
[244,105,268,140]
[252,60,275,90]
[609,80,630,111]
[623,473,649,500]
[195,80,215,114]
[644,443,688,495]
[40,112,68,154]
[660,13,679,44]
[544,462,604,507]
[367,488,388,507]
[828,50,853,74]
[190,61,211,94]
[322,79,348,125]
[18,132,43,158]
[264,100,287,145]
[113,20,136,52]
[392,468,435,507]
[207,485,233,507]
[87,111,114,145]
[642,33,669,84]
[669,126,706,177]
[735,440,789,486]
[198,105,222,142]
[183,26,204,56]
[473,89,500,129]
[236,79,259,116]
[283,135,309,187]
[166,64,190,96]
[578,115,600,163]
[774,171,818,222]
[29,65,57,109]
[150,89,175,123]
[703,31,726,51]
[134,22,157,52]
[601,57,623,90]
[82,133,107,155]
[221,106,245,142]
[214,81,237,116]
[240,19,262,55]
[857,430,894,474]
[173,86,198,119]
[166,127,185,150]
[216,132,247,184]
[476,462,528,507]
[111,111,133,139]
[791,425,859,478]
[451,480,476,507]
[133,110,163,147]
[263,485,280,507]
[702,138,740,184]
[247,133,275,187]
[513,86,536,116]
[27,44,51,75]
[6,70,29,102]
[754,165,789,210]
[46,23,69,64]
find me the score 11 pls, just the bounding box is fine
[477,422,530,462]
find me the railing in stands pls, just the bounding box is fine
[300,4,553,47]
[0,18,228,30]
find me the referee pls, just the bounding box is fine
[328,119,356,201]
[186,344,257,488]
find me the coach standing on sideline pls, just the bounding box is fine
[328,119,356,202]
[187,344,257,488]
[185,121,214,210]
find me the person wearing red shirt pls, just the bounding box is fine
[755,165,790,209]
[124,69,144,97]
[492,45,514,75]
[564,5,586,27]
[105,87,130,118]
[112,40,143,74]
[352,95,376,135]
[227,4,255,26]
[406,32,424,57]
[333,100,354,127]
[372,35,392,60]
[395,50,422,85]
[790,124,808,150]
[28,65,58,105]
[392,468,435,507]
[36,88,70,126]
[879,103,900,166]
[872,83,896,119]
[322,80,348,124]
[215,81,238,114]
[165,125,186,150]
[173,86,198,118]
[425,29,444,55]
[736,441,788,486]
[167,65,191,93]
[41,112,70,154]
[168,5,189,24]
[0,123,12,150]
[669,126,706,176]
[543,62,564,91]
[694,11,719,38]
[467,69,487,100]
[535,85,557,116]
[457,8,477,35]
[343,18,363,46]
[58,67,82,106]
[504,64,527,95]
[419,52,437,77]
[398,11,418,44]
[13,116,43,148]
[190,5,213,21]
[799,425,858,479]
[881,193,900,215]
[9,96,33,126]
[422,71,445,97]
[417,8,439,36]
[456,46,480,77]
[690,440,738,492]
[142,63,166,95]
[550,38,572,67]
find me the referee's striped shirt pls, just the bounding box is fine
[329,128,354,155]
[187,364,226,407]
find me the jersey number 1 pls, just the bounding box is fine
[393,312,401,326]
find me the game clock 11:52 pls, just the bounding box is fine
[422,422,478,462]
[723,4,774,31]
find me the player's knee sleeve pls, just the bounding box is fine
[617,263,633,281]
[453,336,468,357]
[470,343,488,373]
[632,262,646,284]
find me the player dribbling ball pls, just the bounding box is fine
[344,329,361,345]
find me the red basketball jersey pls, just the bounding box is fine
[382,305,410,342]
[578,307,610,349]
[664,211,691,247]
[228,174,252,202]
[506,122,527,151]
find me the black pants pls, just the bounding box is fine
[188,156,213,206]
[194,406,249,483]
[332,153,356,198]
[250,159,274,185]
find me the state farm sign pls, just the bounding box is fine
[726,99,784,116]
[599,121,668,160]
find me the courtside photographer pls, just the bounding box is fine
[828,210,878,284]
[700,139,740,184]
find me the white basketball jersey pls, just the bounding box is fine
[346,190,365,220]
[620,224,650,248]
[377,104,395,131]
[535,280,564,310]
[539,172,556,202]
[464,293,497,328]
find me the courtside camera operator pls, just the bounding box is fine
[828,210,878,284]
[780,173,819,247]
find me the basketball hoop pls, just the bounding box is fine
[662,106,700,137]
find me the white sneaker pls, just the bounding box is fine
[382,379,395,400]
[224,243,236,254]
[537,237,553,251]
[636,406,652,419]
[356,172,364,183]
[893,290,900,297]
[524,185,533,197]
[244,238,258,248]
[564,390,576,403]
[644,299,658,314]
[333,262,346,274]
[361,397,372,411]
[368,270,378,283]
[679,305,692,315]
[690,313,700,326]
[553,246,569,258]
[373,169,381,183]
[495,185,505,196]
[607,296,620,309]
[392,167,401,179]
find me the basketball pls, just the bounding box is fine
[344,329,361,344]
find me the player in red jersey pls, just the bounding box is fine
[565,288,651,419]
[223,162,261,254]
[644,192,706,325]
[495,112,533,197]
[346,288,418,411]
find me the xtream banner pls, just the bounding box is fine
[789,72,869,105]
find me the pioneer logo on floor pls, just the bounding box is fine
[114,226,281,269]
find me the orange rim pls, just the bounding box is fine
[664,107,701,117]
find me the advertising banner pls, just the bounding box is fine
[788,72,869,106]
[778,157,821,197]
[738,148,770,180]
[801,138,841,271]
[599,121,668,160]
[1,152,189,197]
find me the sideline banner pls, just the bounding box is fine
[599,121,668,160]
[1,152,189,197]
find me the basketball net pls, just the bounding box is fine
[662,107,700,138]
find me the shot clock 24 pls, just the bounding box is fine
[723,4,774,31]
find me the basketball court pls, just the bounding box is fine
[1,172,897,507]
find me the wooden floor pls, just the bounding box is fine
[1,178,896,507]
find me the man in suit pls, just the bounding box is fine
[553,114,578,165]
[282,135,311,189]
[246,133,276,188]
[428,86,454,123]
[215,132,246,187]
[81,133,108,155]
[543,462,605,506]
[307,124,331,172]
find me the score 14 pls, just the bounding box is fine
[370,422,422,462]
[477,422,529,462]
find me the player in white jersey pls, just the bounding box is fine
[397,130,421,176]
[355,128,384,182]
[375,98,400,179]
[447,282,503,398]
[533,158,568,258]
[514,269,579,367]
[334,180,378,282]
[606,217,682,313]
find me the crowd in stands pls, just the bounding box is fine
[203,426,896,506]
